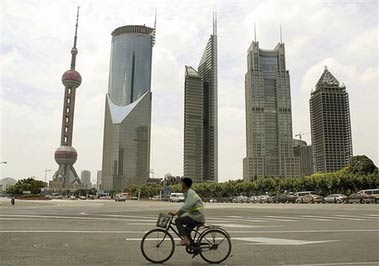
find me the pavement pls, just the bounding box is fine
[0,197,378,266]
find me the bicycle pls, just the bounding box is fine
[140,213,232,264]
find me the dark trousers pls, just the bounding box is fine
[175,216,202,241]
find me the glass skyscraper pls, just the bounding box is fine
[243,40,300,181]
[310,67,353,173]
[183,16,218,182]
[102,25,155,191]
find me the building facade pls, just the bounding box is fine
[96,170,102,189]
[80,170,91,189]
[243,40,300,181]
[310,67,353,173]
[293,139,314,177]
[101,25,155,191]
[183,16,218,182]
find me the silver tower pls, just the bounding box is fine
[51,7,82,190]
[102,24,156,191]
[243,37,300,181]
[183,14,218,182]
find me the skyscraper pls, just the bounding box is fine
[293,139,314,177]
[50,8,82,190]
[101,24,155,191]
[80,170,91,189]
[310,66,353,173]
[183,15,218,182]
[243,39,299,181]
[96,170,102,189]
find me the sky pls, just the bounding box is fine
[1,0,378,184]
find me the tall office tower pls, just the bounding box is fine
[183,15,218,182]
[96,170,102,189]
[183,66,204,182]
[80,170,91,189]
[50,8,82,190]
[243,39,300,181]
[102,24,155,191]
[293,139,314,177]
[310,66,353,173]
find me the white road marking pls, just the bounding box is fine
[301,215,364,221]
[213,223,257,228]
[1,229,378,234]
[335,214,377,220]
[0,214,152,222]
[234,237,339,245]
[282,262,379,266]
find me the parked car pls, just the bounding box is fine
[69,195,77,200]
[231,196,248,203]
[324,194,347,203]
[347,193,370,204]
[257,195,273,203]
[249,196,258,203]
[151,195,161,201]
[357,189,379,203]
[272,193,297,203]
[115,194,126,202]
[169,193,185,202]
[79,196,87,200]
[296,193,324,203]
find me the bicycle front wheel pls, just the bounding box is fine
[140,228,175,263]
[198,229,232,264]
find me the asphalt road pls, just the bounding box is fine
[0,198,378,266]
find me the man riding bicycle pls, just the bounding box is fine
[169,178,205,246]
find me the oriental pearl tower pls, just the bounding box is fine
[51,7,82,189]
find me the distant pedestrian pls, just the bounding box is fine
[11,197,15,205]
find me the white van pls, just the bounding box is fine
[169,193,185,202]
[357,189,379,203]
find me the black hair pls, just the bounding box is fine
[182,177,193,188]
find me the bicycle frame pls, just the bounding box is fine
[161,215,203,244]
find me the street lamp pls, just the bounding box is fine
[1,162,7,180]
[44,169,52,183]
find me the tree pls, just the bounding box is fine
[347,155,378,175]
[6,177,45,195]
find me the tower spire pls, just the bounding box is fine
[70,6,80,70]
[254,23,257,42]
[280,24,283,43]
[213,11,217,35]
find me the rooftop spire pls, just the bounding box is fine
[70,6,80,70]
[254,23,257,42]
[213,11,217,35]
[280,24,283,43]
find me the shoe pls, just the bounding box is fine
[176,240,190,246]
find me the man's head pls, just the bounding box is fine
[181,178,193,192]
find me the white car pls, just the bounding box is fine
[324,194,347,203]
[115,194,126,202]
[169,193,185,202]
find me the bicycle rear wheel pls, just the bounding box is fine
[140,228,175,263]
[198,229,232,264]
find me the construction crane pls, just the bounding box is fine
[295,132,310,140]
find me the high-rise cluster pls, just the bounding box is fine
[51,10,354,190]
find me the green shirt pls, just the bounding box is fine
[179,189,205,223]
